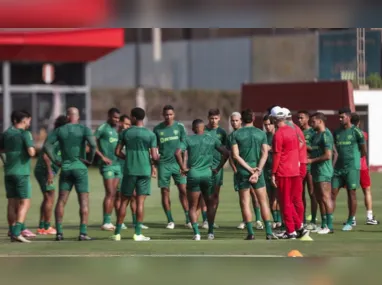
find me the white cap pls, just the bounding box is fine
[270,106,285,119]
[282,107,292,118]
[231,112,241,118]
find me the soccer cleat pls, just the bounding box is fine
[36,228,45,235]
[166,222,175,229]
[55,233,64,241]
[279,232,297,240]
[202,221,208,229]
[237,222,246,230]
[245,234,255,240]
[185,222,192,229]
[266,233,279,240]
[213,223,219,229]
[366,217,380,225]
[311,227,323,233]
[101,223,116,231]
[44,227,57,235]
[342,220,356,226]
[305,223,317,231]
[317,227,331,235]
[78,234,92,241]
[121,223,128,230]
[297,227,310,239]
[133,223,149,229]
[21,229,36,238]
[207,233,215,240]
[193,234,201,241]
[255,221,264,230]
[133,234,150,241]
[12,235,31,243]
[110,234,121,241]
[342,224,353,231]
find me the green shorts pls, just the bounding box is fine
[233,173,239,191]
[211,168,224,187]
[59,169,89,193]
[187,175,213,195]
[34,168,56,192]
[120,175,151,197]
[332,169,360,190]
[5,175,32,199]
[313,175,332,183]
[236,172,266,191]
[100,165,122,180]
[157,162,186,188]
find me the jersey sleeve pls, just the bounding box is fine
[152,126,160,146]
[94,124,105,139]
[22,131,35,148]
[85,127,97,147]
[322,132,333,150]
[272,131,283,153]
[230,132,237,146]
[260,131,267,145]
[179,123,187,141]
[355,127,365,145]
[150,131,157,148]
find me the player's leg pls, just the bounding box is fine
[173,164,190,228]
[55,170,73,240]
[111,176,131,240]
[360,170,379,225]
[133,176,151,241]
[250,187,263,230]
[129,191,148,229]
[238,187,255,240]
[201,177,216,239]
[342,170,359,231]
[186,176,202,240]
[158,163,176,228]
[208,169,223,229]
[318,180,334,234]
[5,176,18,237]
[331,171,344,213]
[312,181,326,232]
[200,195,208,228]
[101,167,118,231]
[305,172,318,230]
[114,178,127,229]
[74,169,92,240]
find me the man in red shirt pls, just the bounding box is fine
[350,113,379,225]
[270,107,308,239]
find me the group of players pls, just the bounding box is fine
[0,103,378,242]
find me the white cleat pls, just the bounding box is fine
[185,222,192,229]
[141,224,149,229]
[207,233,215,240]
[193,234,201,241]
[166,222,175,229]
[202,221,208,229]
[133,234,150,241]
[255,221,264,230]
[311,227,323,233]
[13,235,31,243]
[317,227,331,235]
[101,223,116,231]
[237,222,246,230]
[121,223,128,230]
[305,223,317,231]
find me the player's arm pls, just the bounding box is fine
[149,132,159,163]
[308,133,332,164]
[23,130,36,157]
[257,133,269,174]
[84,127,97,164]
[231,145,254,174]
[214,143,229,173]
[175,148,187,173]
[355,128,367,157]
[94,126,112,164]
[115,130,126,160]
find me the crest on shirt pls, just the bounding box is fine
[174,130,179,135]
[160,132,164,136]
[109,131,113,135]
[347,135,352,140]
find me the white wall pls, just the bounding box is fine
[354,90,382,167]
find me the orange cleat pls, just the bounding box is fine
[44,227,57,235]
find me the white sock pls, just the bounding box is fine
[367,210,373,219]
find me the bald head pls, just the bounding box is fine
[67,107,80,123]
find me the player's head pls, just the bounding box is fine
[11,110,30,129]
[119,115,131,130]
[20,110,32,129]
[263,114,275,133]
[163,105,175,124]
[350,112,361,127]
[241,109,254,125]
[130,107,145,125]
[192,119,205,134]
[297,110,310,128]
[270,106,286,126]
[310,112,326,131]
[66,107,80,123]
[207,108,220,128]
[54,115,68,129]
[230,112,241,130]
[338,107,352,126]
[107,107,120,127]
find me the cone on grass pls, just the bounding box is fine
[300,234,314,241]
[288,250,303,257]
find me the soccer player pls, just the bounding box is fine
[35,115,67,235]
[112,107,158,241]
[350,112,378,225]
[1,110,36,242]
[332,107,366,231]
[230,109,277,240]
[203,108,227,229]
[153,105,190,229]
[297,110,318,229]
[175,119,229,240]
[44,107,97,241]
[308,112,334,234]
[94,107,122,231]
[263,114,282,228]
[270,107,307,239]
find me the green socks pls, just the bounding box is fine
[346,216,355,226]
[13,222,22,236]
[202,211,208,222]
[326,214,333,230]
[44,222,51,230]
[135,222,142,235]
[103,214,112,224]
[246,222,254,235]
[272,211,277,222]
[165,210,174,223]
[208,222,214,234]
[310,213,317,224]
[254,207,261,222]
[20,223,26,231]
[115,224,122,235]
[132,213,137,225]
[321,214,327,228]
[38,221,44,229]
[192,223,200,235]
[56,223,63,234]
[265,221,273,235]
[80,224,87,235]
[185,211,190,224]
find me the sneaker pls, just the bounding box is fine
[245,234,255,240]
[317,227,331,235]
[237,222,246,230]
[36,228,45,235]
[78,234,92,241]
[311,227,323,233]
[202,221,208,229]
[255,221,264,230]
[297,227,310,239]
[279,232,297,240]
[12,235,31,243]
[185,222,192,229]
[305,223,317,231]
[213,223,219,229]
[101,223,116,231]
[121,223,128,230]
[207,233,215,240]
[133,224,149,229]
[342,220,356,226]
[133,234,150,241]
[366,216,380,225]
[266,233,278,240]
[110,234,121,241]
[44,227,57,235]
[342,224,353,231]
[193,234,201,241]
[21,229,36,238]
[55,233,64,241]
[166,222,175,229]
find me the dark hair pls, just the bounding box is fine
[163,105,174,112]
[131,107,145,121]
[311,112,326,121]
[297,110,310,116]
[20,110,31,118]
[350,112,360,125]
[338,107,351,115]
[208,108,220,117]
[54,115,68,129]
[11,110,29,124]
[108,108,120,117]
[267,105,278,115]
[241,109,254,124]
[120,114,130,122]
[192,119,204,129]
[263,114,273,124]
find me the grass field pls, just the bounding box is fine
[0,161,381,258]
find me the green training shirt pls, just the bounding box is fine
[205,126,227,168]
[94,122,119,166]
[310,129,334,179]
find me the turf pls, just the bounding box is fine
[0,161,381,257]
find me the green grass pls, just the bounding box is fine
[0,161,381,257]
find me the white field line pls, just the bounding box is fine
[0,254,284,258]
